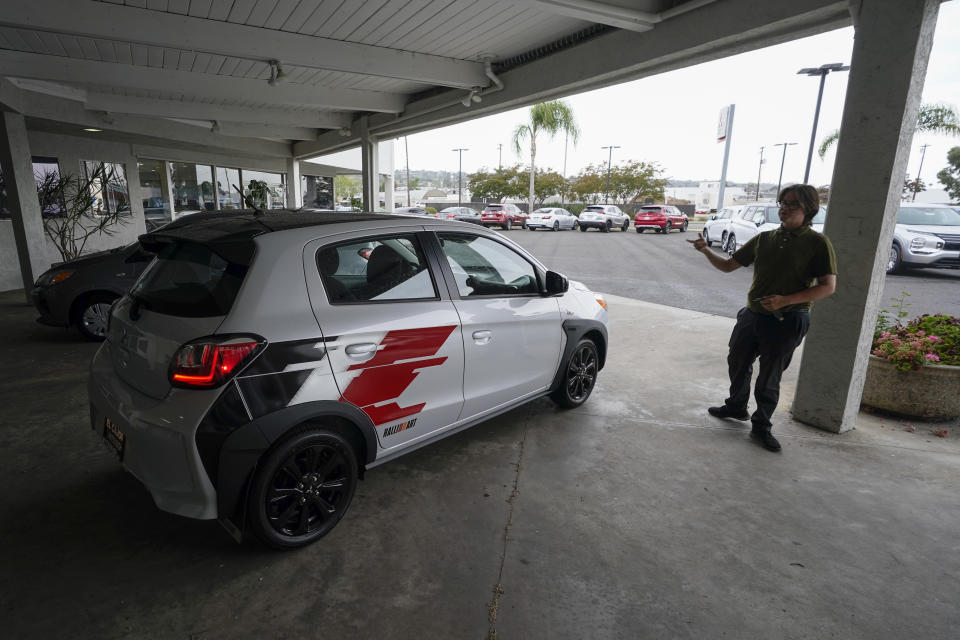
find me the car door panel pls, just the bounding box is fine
[303,230,465,452]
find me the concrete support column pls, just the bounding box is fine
[0,112,45,302]
[358,117,378,212]
[285,156,302,209]
[792,0,940,433]
[384,174,394,211]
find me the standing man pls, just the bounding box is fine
[687,185,837,452]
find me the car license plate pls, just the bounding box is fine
[103,417,125,460]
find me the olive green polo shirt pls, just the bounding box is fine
[732,225,838,314]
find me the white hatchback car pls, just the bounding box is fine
[527,207,579,231]
[888,203,960,273]
[578,204,630,232]
[88,212,609,548]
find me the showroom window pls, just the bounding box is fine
[215,166,242,209]
[81,161,130,216]
[139,159,171,230]
[302,175,334,209]
[171,162,215,213]
[33,156,66,218]
[243,169,285,209]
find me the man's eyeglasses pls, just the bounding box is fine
[777,200,802,211]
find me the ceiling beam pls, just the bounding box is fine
[295,0,850,156]
[526,0,658,32]
[171,119,318,141]
[0,0,489,90]
[0,50,406,113]
[84,92,351,129]
[19,92,292,158]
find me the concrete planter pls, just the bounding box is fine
[862,355,960,420]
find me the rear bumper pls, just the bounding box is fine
[88,344,220,520]
[578,220,607,229]
[635,222,665,230]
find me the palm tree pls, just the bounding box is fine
[512,100,580,214]
[817,103,960,159]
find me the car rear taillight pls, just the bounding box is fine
[170,335,265,388]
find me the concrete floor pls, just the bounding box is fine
[1,289,958,639]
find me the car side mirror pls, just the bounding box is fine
[709,215,717,220]
[544,270,568,295]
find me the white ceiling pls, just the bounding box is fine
[0,0,854,159]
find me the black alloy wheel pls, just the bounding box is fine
[553,220,560,231]
[664,221,672,234]
[248,428,359,549]
[504,219,512,231]
[725,233,737,255]
[521,220,527,229]
[551,339,599,409]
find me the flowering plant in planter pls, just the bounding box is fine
[871,314,960,371]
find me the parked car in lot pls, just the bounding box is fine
[481,203,527,229]
[723,203,827,254]
[437,206,481,224]
[702,205,743,247]
[578,204,630,232]
[888,203,960,273]
[527,207,578,231]
[634,205,688,234]
[88,212,609,549]
[392,206,432,217]
[31,243,155,340]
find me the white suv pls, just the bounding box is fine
[888,203,960,273]
[702,205,743,248]
[725,204,827,254]
[88,212,609,548]
[578,204,630,232]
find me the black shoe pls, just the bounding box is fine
[707,405,750,421]
[751,428,781,452]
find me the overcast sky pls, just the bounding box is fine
[395,1,960,190]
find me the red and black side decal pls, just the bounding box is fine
[339,325,456,425]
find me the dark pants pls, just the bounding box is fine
[725,307,810,431]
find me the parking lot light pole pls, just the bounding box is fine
[601,145,620,204]
[755,146,766,201]
[774,142,798,197]
[798,63,849,183]
[453,148,468,207]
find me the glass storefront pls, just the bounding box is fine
[171,162,215,213]
[243,169,285,209]
[215,166,242,209]
[139,159,170,230]
[302,174,334,209]
[82,161,129,216]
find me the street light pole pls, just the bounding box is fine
[405,136,411,206]
[601,145,620,204]
[498,143,503,170]
[773,142,798,196]
[912,143,931,201]
[756,146,766,201]
[453,148,468,207]
[798,63,849,183]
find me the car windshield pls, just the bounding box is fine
[898,207,960,226]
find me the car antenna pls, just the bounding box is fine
[233,184,265,216]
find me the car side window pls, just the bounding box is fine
[315,234,437,304]
[438,233,539,297]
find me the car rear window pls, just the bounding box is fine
[131,241,248,317]
[486,205,504,210]
[585,206,604,211]
[639,207,663,213]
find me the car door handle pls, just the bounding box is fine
[345,343,378,359]
[472,330,492,345]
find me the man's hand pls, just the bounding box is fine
[756,294,787,311]
[687,231,707,252]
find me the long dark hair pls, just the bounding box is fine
[778,184,820,224]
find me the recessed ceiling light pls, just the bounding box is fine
[83,128,102,132]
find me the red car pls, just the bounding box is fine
[634,205,689,234]
[481,203,527,230]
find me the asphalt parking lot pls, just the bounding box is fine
[2,282,959,639]
[504,223,960,320]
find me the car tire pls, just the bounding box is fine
[621,220,629,232]
[553,221,560,231]
[636,228,643,234]
[680,220,688,232]
[247,426,359,550]
[725,233,737,255]
[504,219,512,231]
[573,221,579,231]
[75,292,118,341]
[579,224,587,232]
[887,243,903,274]
[602,220,610,233]
[703,231,713,247]
[521,220,527,230]
[550,338,599,409]
[664,222,672,234]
